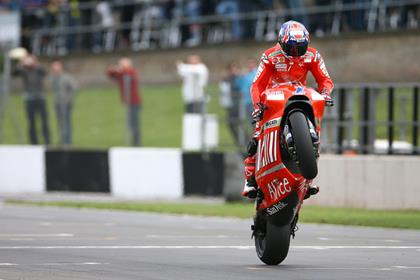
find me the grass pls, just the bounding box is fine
[0,84,237,150]
[7,200,420,230]
[1,84,417,149]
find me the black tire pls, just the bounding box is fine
[255,220,291,265]
[289,111,318,179]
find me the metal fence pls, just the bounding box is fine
[23,0,420,56]
[321,83,420,155]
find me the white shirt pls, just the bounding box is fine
[177,63,209,103]
[96,2,114,28]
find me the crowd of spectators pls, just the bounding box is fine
[1,0,419,55]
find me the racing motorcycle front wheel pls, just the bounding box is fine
[289,111,318,180]
[254,218,291,265]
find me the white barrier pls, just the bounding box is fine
[182,114,219,151]
[0,145,45,194]
[309,155,420,209]
[109,148,183,199]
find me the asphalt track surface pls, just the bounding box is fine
[1,204,420,280]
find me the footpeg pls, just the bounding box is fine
[309,185,319,195]
[304,185,319,200]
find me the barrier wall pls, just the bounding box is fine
[1,145,419,209]
[46,149,110,192]
[0,145,45,194]
[109,148,183,199]
[309,155,420,209]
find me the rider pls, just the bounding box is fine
[242,20,334,198]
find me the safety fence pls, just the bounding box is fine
[321,83,420,155]
[22,0,420,56]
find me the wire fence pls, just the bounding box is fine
[321,83,420,155]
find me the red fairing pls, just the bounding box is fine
[251,44,334,105]
[254,84,327,211]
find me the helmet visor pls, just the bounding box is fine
[282,42,308,57]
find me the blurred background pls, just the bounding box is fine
[0,0,419,205]
[0,0,418,154]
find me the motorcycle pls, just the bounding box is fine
[251,82,328,265]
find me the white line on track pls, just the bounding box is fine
[146,234,231,238]
[247,266,420,271]
[0,262,107,266]
[0,233,73,237]
[1,245,420,250]
[317,237,401,243]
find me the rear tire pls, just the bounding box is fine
[255,220,291,265]
[289,111,318,179]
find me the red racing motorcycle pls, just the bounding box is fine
[251,82,328,265]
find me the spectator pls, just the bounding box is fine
[67,0,82,51]
[183,0,202,47]
[176,54,209,114]
[93,1,115,53]
[106,58,142,146]
[219,62,242,146]
[13,55,50,145]
[238,58,257,125]
[215,0,241,40]
[50,60,77,146]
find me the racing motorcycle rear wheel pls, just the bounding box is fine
[255,219,291,265]
[289,111,318,179]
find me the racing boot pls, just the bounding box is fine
[242,155,257,199]
[242,179,258,199]
[304,179,319,200]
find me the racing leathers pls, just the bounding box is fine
[242,44,334,198]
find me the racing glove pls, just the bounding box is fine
[251,102,267,123]
[321,90,334,107]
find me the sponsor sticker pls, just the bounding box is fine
[253,62,265,82]
[267,90,285,101]
[266,201,288,216]
[294,86,305,95]
[311,92,324,100]
[319,61,330,78]
[264,117,282,129]
[275,63,288,72]
[267,177,291,200]
[272,56,285,64]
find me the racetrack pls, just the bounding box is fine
[1,204,420,280]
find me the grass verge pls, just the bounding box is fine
[1,84,237,150]
[6,200,420,230]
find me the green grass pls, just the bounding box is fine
[2,84,417,149]
[7,200,420,230]
[0,84,236,150]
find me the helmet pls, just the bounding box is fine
[278,20,310,57]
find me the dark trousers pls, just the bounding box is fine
[227,107,240,146]
[56,103,72,145]
[127,105,141,146]
[25,99,50,145]
[185,101,204,114]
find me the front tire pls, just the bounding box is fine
[289,111,318,179]
[255,219,291,265]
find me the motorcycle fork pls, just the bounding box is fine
[251,211,266,239]
[251,190,266,239]
[283,116,320,161]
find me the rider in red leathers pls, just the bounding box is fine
[242,20,334,198]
